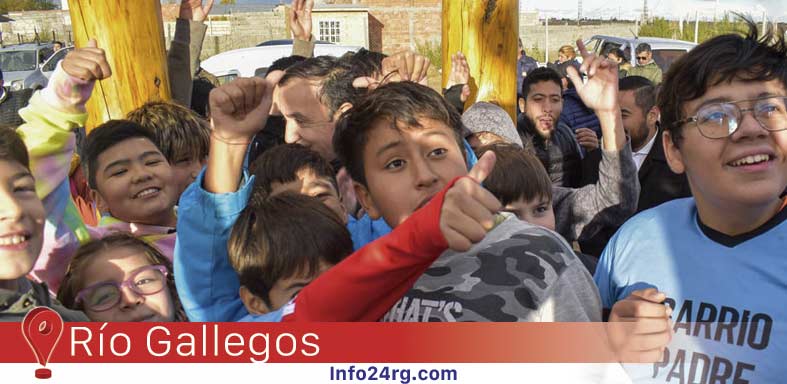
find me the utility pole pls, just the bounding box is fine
[694,10,699,43]
[577,0,582,26]
[545,14,550,63]
[761,10,767,38]
[642,0,648,23]
[679,14,684,37]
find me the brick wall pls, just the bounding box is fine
[1,10,72,46]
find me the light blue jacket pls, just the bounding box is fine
[174,140,478,322]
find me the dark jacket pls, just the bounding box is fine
[516,54,538,96]
[559,87,601,137]
[0,279,87,322]
[578,130,691,256]
[636,129,692,211]
[518,115,594,188]
[553,143,640,244]
[0,88,34,127]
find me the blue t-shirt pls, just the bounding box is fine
[595,198,787,383]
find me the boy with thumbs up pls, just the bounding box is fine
[334,81,602,322]
[174,76,506,322]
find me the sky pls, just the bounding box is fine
[526,0,786,21]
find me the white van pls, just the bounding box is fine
[201,42,362,84]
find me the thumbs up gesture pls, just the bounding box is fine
[440,151,502,252]
[62,39,112,82]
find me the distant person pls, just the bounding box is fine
[557,45,577,64]
[556,60,602,143]
[606,48,631,77]
[627,43,662,84]
[52,41,64,52]
[0,69,33,127]
[517,38,538,99]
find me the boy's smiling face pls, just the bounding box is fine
[0,160,45,280]
[355,117,467,227]
[665,78,787,213]
[93,138,177,227]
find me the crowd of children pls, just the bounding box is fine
[0,0,785,381]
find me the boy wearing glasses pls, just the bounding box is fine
[627,43,663,85]
[596,22,787,382]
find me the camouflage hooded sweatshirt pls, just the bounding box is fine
[383,214,602,322]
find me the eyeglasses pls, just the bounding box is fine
[636,56,649,61]
[75,265,169,312]
[673,96,787,139]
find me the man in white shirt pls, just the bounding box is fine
[581,75,692,256]
[619,75,690,211]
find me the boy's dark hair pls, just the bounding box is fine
[83,120,161,190]
[619,76,657,114]
[191,77,215,118]
[635,43,652,54]
[608,48,627,62]
[126,101,211,164]
[0,126,30,169]
[659,19,787,145]
[249,143,338,197]
[227,192,352,308]
[266,55,307,76]
[476,143,552,205]
[521,67,563,99]
[342,48,386,78]
[279,56,355,115]
[333,81,467,186]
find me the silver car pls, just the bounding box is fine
[0,43,55,90]
[584,35,697,73]
[23,46,73,90]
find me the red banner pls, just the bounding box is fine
[1,322,620,364]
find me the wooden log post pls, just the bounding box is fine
[442,0,519,120]
[67,0,172,132]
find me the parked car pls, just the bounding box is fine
[257,39,333,47]
[201,43,362,84]
[0,43,55,90]
[584,35,697,74]
[23,46,74,90]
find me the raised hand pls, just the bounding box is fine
[607,288,674,363]
[353,50,431,90]
[290,0,314,41]
[179,0,214,23]
[446,51,471,102]
[62,39,112,82]
[566,39,619,114]
[575,128,600,151]
[209,77,274,143]
[440,151,502,252]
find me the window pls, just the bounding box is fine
[599,41,621,56]
[585,38,600,54]
[318,20,341,43]
[43,48,69,73]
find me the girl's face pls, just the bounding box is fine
[77,246,175,322]
[0,160,45,281]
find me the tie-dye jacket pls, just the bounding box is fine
[16,63,175,294]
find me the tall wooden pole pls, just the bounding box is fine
[67,0,172,132]
[442,0,518,120]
